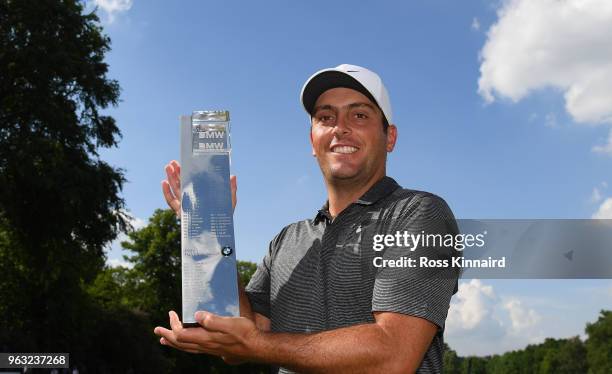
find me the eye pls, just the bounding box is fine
[351,110,370,122]
[315,112,336,125]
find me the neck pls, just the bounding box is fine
[325,171,386,218]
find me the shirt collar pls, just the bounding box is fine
[314,201,333,224]
[314,176,401,224]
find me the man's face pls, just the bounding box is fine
[310,87,397,185]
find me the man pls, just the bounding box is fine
[157,64,459,373]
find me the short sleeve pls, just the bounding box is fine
[371,194,460,329]
[245,247,273,318]
[245,227,288,319]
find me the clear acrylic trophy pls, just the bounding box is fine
[180,110,239,326]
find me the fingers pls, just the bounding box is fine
[161,180,181,216]
[168,312,233,347]
[169,311,221,342]
[167,161,181,195]
[161,337,201,354]
[155,311,232,355]
[195,311,235,333]
[162,160,182,216]
[155,310,251,362]
[169,310,183,331]
[164,160,233,216]
[165,163,181,199]
[154,326,202,353]
[230,175,237,212]
[163,312,213,351]
[164,164,175,191]
[171,160,181,175]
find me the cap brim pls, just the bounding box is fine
[301,70,378,116]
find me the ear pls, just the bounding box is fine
[386,124,398,152]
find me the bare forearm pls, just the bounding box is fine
[237,276,254,319]
[237,276,271,331]
[250,323,413,374]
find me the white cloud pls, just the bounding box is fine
[446,280,545,355]
[447,279,496,330]
[592,197,612,218]
[91,0,133,23]
[503,298,541,334]
[471,17,480,31]
[478,0,612,125]
[449,280,612,356]
[592,129,612,156]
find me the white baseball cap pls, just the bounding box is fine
[300,64,393,124]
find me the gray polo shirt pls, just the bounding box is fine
[246,176,459,373]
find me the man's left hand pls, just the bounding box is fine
[153,310,260,364]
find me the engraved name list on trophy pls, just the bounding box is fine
[180,110,239,326]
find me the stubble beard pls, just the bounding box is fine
[317,152,387,189]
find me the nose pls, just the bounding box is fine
[333,113,351,137]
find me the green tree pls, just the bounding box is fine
[585,310,612,374]
[238,259,258,286]
[460,356,488,374]
[495,349,526,373]
[443,342,461,374]
[558,336,588,373]
[0,0,127,367]
[86,265,172,372]
[538,337,587,374]
[122,208,268,373]
[122,209,182,326]
[443,311,609,374]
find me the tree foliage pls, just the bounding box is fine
[0,0,127,366]
[238,259,258,287]
[122,209,182,326]
[585,310,612,374]
[441,331,608,374]
[443,343,461,374]
[119,209,268,373]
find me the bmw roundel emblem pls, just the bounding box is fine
[221,246,233,256]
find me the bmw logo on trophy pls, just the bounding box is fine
[179,111,239,326]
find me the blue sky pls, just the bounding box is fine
[91,0,612,355]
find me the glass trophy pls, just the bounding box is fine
[180,110,239,326]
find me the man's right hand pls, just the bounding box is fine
[161,160,237,217]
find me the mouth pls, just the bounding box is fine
[330,145,359,154]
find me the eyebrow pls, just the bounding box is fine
[312,102,379,114]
